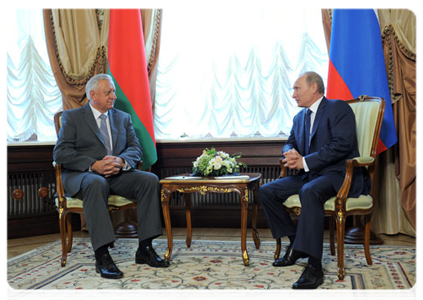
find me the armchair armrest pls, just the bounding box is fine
[351,156,374,166]
[53,161,67,208]
[279,158,286,178]
[335,156,375,210]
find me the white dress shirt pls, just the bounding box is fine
[303,97,323,172]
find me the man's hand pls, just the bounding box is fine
[282,148,304,170]
[91,155,124,177]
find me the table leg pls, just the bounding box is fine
[183,193,192,248]
[160,188,173,262]
[240,187,250,266]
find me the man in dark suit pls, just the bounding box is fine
[53,74,168,279]
[258,72,369,289]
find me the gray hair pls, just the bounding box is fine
[300,71,325,94]
[86,74,114,100]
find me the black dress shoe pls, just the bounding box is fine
[292,264,324,289]
[95,253,123,279]
[273,245,308,267]
[135,245,169,268]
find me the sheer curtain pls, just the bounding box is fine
[154,8,328,140]
[7,9,62,142]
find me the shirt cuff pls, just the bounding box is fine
[303,157,309,172]
[122,159,131,171]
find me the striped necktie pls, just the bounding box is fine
[99,114,112,155]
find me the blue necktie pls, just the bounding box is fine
[99,114,112,155]
[304,109,312,154]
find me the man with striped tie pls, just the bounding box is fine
[53,74,169,279]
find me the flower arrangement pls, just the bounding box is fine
[192,147,247,177]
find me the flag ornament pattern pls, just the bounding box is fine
[107,9,157,170]
[326,9,397,154]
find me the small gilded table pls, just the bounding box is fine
[160,173,262,266]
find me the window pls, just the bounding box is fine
[6,8,328,143]
[154,8,328,140]
[6,9,62,143]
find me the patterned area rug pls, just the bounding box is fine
[7,238,415,290]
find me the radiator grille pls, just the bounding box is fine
[7,166,281,215]
[8,172,56,218]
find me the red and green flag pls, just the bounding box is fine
[107,9,157,170]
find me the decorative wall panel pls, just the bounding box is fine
[7,140,285,237]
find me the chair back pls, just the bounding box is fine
[54,111,63,135]
[347,97,385,159]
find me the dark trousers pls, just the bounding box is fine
[79,169,163,251]
[258,173,337,259]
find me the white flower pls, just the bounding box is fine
[209,158,221,170]
[217,151,229,159]
[192,148,245,176]
[214,162,222,170]
[206,165,213,175]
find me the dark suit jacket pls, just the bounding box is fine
[53,103,143,196]
[283,97,369,197]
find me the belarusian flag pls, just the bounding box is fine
[107,9,157,170]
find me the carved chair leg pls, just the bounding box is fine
[251,197,260,249]
[59,211,68,267]
[364,214,373,265]
[274,238,282,260]
[329,216,336,255]
[66,214,73,253]
[336,214,346,280]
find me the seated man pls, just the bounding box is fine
[53,73,169,279]
[258,71,369,289]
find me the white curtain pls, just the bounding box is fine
[7,9,62,142]
[154,8,328,140]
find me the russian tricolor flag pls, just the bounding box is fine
[326,9,397,154]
